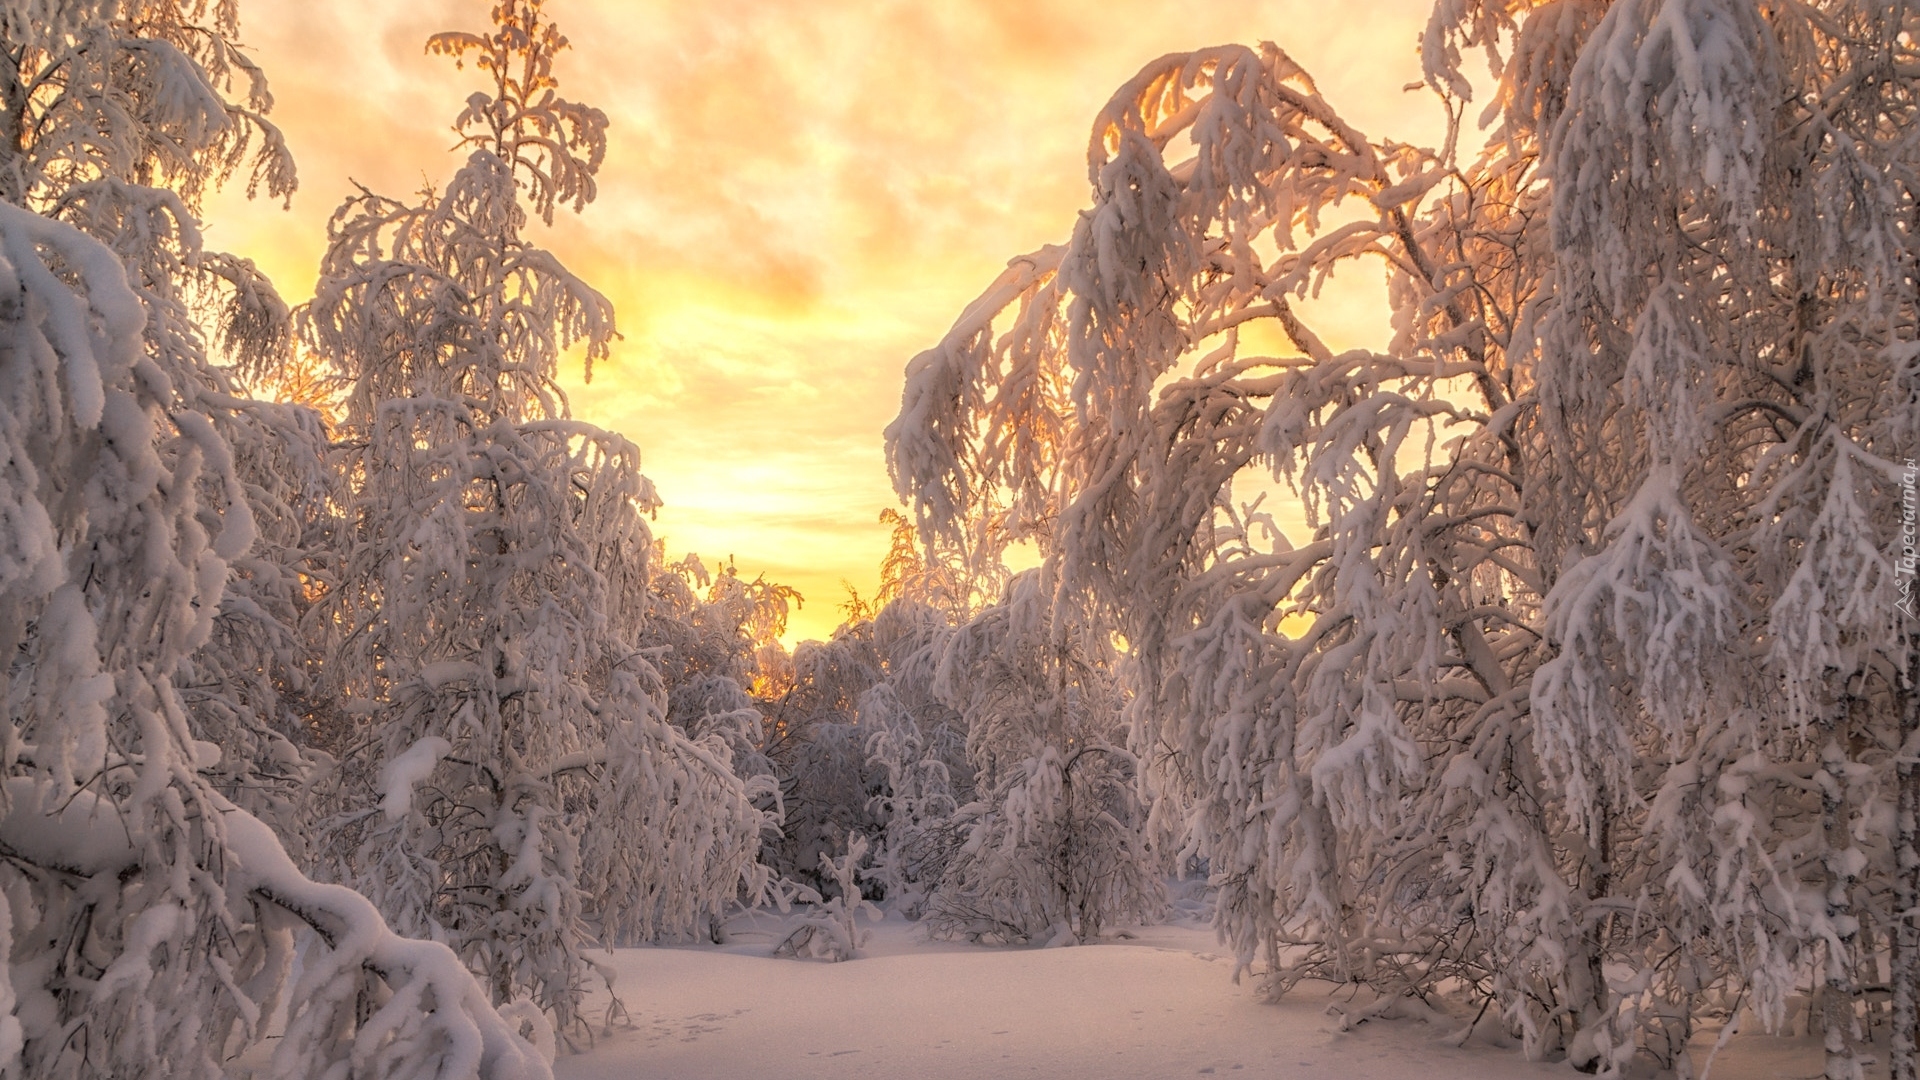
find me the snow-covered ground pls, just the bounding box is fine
[555,910,1839,1080]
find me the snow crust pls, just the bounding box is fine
[554,918,1870,1080]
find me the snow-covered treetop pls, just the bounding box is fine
[306,153,617,424]
[0,0,295,210]
[303,0,619,424]
[427,0,609,225]
[0,0,300,390]
[885,42,1454,585]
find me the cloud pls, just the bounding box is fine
[206,0,1454,644]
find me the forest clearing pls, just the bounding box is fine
[0,0,1913,1078]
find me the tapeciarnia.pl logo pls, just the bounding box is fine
[1899,458,1917,620]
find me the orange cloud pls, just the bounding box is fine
[206,0,1457,643]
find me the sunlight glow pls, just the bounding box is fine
[206,0,1453,643]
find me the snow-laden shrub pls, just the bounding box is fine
[862,680,968,917]
[922,570,1163,944]
[773,833,884,962]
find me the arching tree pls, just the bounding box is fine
[891,27,1559,1034]
[303,0,769,1039]
[889,3,1920,1075]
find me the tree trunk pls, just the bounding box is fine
[1820,713,1864,1080]
[1567,806,1615,1074]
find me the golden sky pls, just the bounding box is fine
[206,0,1459,644]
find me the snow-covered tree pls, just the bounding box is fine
[924,568,1160,944]
[889,4,1920,1075]
[890,26,1551,1014]
[0,178,552,1080]
[872,506,1002,621]
[643,551,798,753]
[303,0,768,1038]
[0,0,293,211]
[758,621,889,891]
[631,552,794,932]
[0,5,542,1077]
[750,553,979,903]
[862,597,972,914]
[0,0,331,842]
[1521,1,1920,1073]
[725,521,980,903]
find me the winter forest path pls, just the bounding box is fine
[554,919,1683,1080]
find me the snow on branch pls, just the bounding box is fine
[0,192,552,1079]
